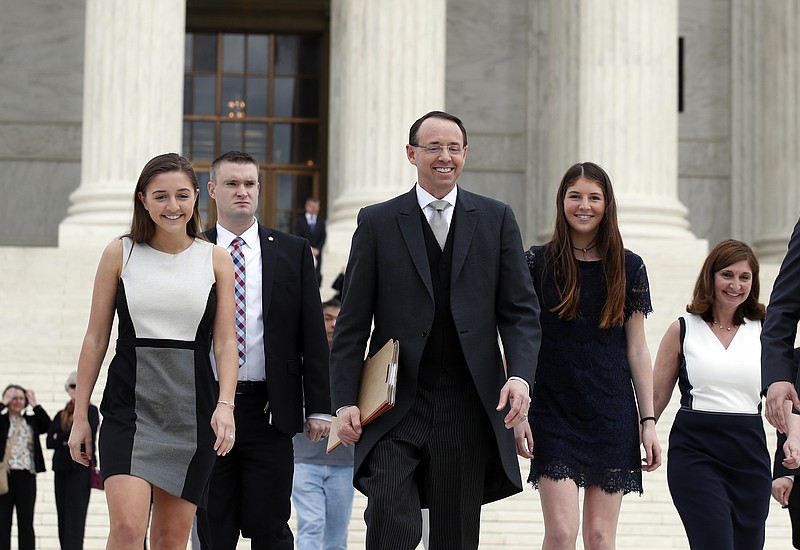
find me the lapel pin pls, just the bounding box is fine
[268,236,274,242]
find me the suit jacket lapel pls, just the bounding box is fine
[259,224,277,319]
[451,189,477,283]
[396,188,434,300]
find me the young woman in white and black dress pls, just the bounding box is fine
[653,239,778,549]
[68,153,239,550]
[515,161,661,549]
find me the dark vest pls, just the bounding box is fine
[417,207,469,387]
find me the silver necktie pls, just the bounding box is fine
[428,200,449,250]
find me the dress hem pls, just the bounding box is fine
[529,464,643,496]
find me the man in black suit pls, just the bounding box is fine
[197,151,330,549]
[774,431,800,549]
[330,111,541,549]
[294,197,326,285]
[763,216,800,434]
[771,348,800,548]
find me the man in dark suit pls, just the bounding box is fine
[197,151,330,549]
[330,111,541,549]
[763,216,800,434]
[294,197,326,286]
[774,431,800,549]
[771,348,800,548]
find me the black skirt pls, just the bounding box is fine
[667,408,771,550]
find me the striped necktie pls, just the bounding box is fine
[230,237,247,366]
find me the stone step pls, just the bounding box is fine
[0,243,793,549]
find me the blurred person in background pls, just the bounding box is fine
[292,298,355,550]
[0,384,51,550]
[48,371,100,550]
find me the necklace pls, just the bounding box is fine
[711,319,736,331]
[572,242,597,254]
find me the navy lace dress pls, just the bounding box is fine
[525,245,653,495]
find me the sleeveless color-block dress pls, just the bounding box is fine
[98,237,218,505]
[667,314,770,549]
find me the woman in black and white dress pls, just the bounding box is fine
[653,239,774,549]
[68,154,239,550]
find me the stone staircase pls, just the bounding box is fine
[0,242,792,548]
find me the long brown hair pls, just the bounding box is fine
[686,239,765,324]
[60,400,75,432]
[544,162,626,328]
[60,372,77,432]
[126,153,203,243]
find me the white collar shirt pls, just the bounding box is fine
[211,219,266,382]
[416,184,457,229]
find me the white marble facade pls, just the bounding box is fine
[0,0,85,246]
[58,0,186,247]
[325,0,447,277]
[0,0,797,261]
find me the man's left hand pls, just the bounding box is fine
[773,477,794,506]
[766,381,800,433]
[497,379,530,429]
[305,418,330,442]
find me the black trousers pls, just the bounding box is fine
[0,470,37,550]
[197,387,294,550]
[54,468,91,550]
[668,410,770,550]
[787,478,800,549]
[360,374,492,550]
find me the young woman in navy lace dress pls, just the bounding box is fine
[515,162,661,549]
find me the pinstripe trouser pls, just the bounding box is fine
[359,374,492,550]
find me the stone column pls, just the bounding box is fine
[733,0,800,262]
[527,0,705,346]
[528,0,699,246]
[58,0,186,247]
[324,0,447,286]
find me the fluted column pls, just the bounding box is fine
[529,0,696,242]
[324,0,446,284]
[59,0,186,247]
[733,1,800,261]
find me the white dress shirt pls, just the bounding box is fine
[416,184,457,228]
[212,220,330,423]
[211,220,266,382]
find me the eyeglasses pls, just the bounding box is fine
[68,384,77,389]
[411,144,466,156]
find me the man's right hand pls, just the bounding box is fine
[336,406,363,446]
[773,477,794,507]
[766,381,800,433]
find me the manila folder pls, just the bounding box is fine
[327,339,399,453]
